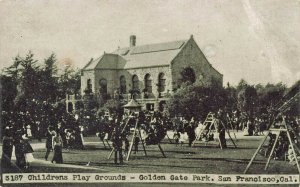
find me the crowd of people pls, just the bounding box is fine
[1,98,300,169]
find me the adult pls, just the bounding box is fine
[14,130,27,169]
[247,119,254,136]
[133,132,140,154]
[112,126,123,164]
[186,121,196,147]
[22,134,34,168]
[1,125,14,168]
[45,126,55,161]
[216,113,227,149]
[74,127,84,149]
[52,132,63,164]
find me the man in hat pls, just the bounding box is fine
[1,124,14,168]
[216,110,227,149]
[112,126,123,164]
[112,109,125,164]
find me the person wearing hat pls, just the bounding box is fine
[112,126,123,164]
[14,130,27,169]
[51,131,63,164]
[216,111,227,149]
[186,119,196,147]
[1,125,14,168]
[22,134,34,168]
[111,110,123,164]
[45,126,55,160]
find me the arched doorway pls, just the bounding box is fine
[99,79,107,94]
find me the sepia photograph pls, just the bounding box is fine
[0,0,300,186]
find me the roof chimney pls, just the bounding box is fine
[130,35,136,47]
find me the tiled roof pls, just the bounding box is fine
[83,39,188,70]
[129,40,185,54]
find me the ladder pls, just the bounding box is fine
[192,112,237,149]
[192,112,215,146]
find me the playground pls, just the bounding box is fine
[2,131,298,175]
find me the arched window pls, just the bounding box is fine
[99,79,107,94]
[181,67,196,84]
[132,75,139,90]
[158,73,166,92]
[120,76,126,94]
[87,79,92,91]
[144,74,152,93]
[85,79,93,94]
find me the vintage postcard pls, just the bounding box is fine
[0,0,300,186]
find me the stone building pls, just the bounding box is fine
[78,35,223,111]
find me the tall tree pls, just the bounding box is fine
[57,65,81,99]
[39,54,59,102]
[12,52,41,104]
[0,75,17,112]
[237,85,258,117]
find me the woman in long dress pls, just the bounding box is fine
[22,134,34,168]
[52,132,63,164]
[45,127,55,160]
[14,131,27,169]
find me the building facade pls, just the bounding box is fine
[78,35,223,111]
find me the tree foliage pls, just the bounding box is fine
[1,51,81,113]
[237,85,258,117]
[166,78,291,121]
[166,82,227,120]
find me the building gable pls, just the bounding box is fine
[170,36,223,87]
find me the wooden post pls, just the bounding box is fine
[227,116,237,141]
[264,132,280,170]
[107,117,130,159]
[102,140,107,149]
[138,127,147,156]
[106,140,111,149]
[244,132,269,174]
[221,120,237,148]
[285,126,300,174]
[165,134,173,144]
[227,130,237,148]
[126,120,139,161]
[107,148,114,159]
[158,143,166,158]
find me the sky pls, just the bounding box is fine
[0,0,300,86]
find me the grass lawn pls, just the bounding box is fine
[2,133,299,187]
[20,135,300,174]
